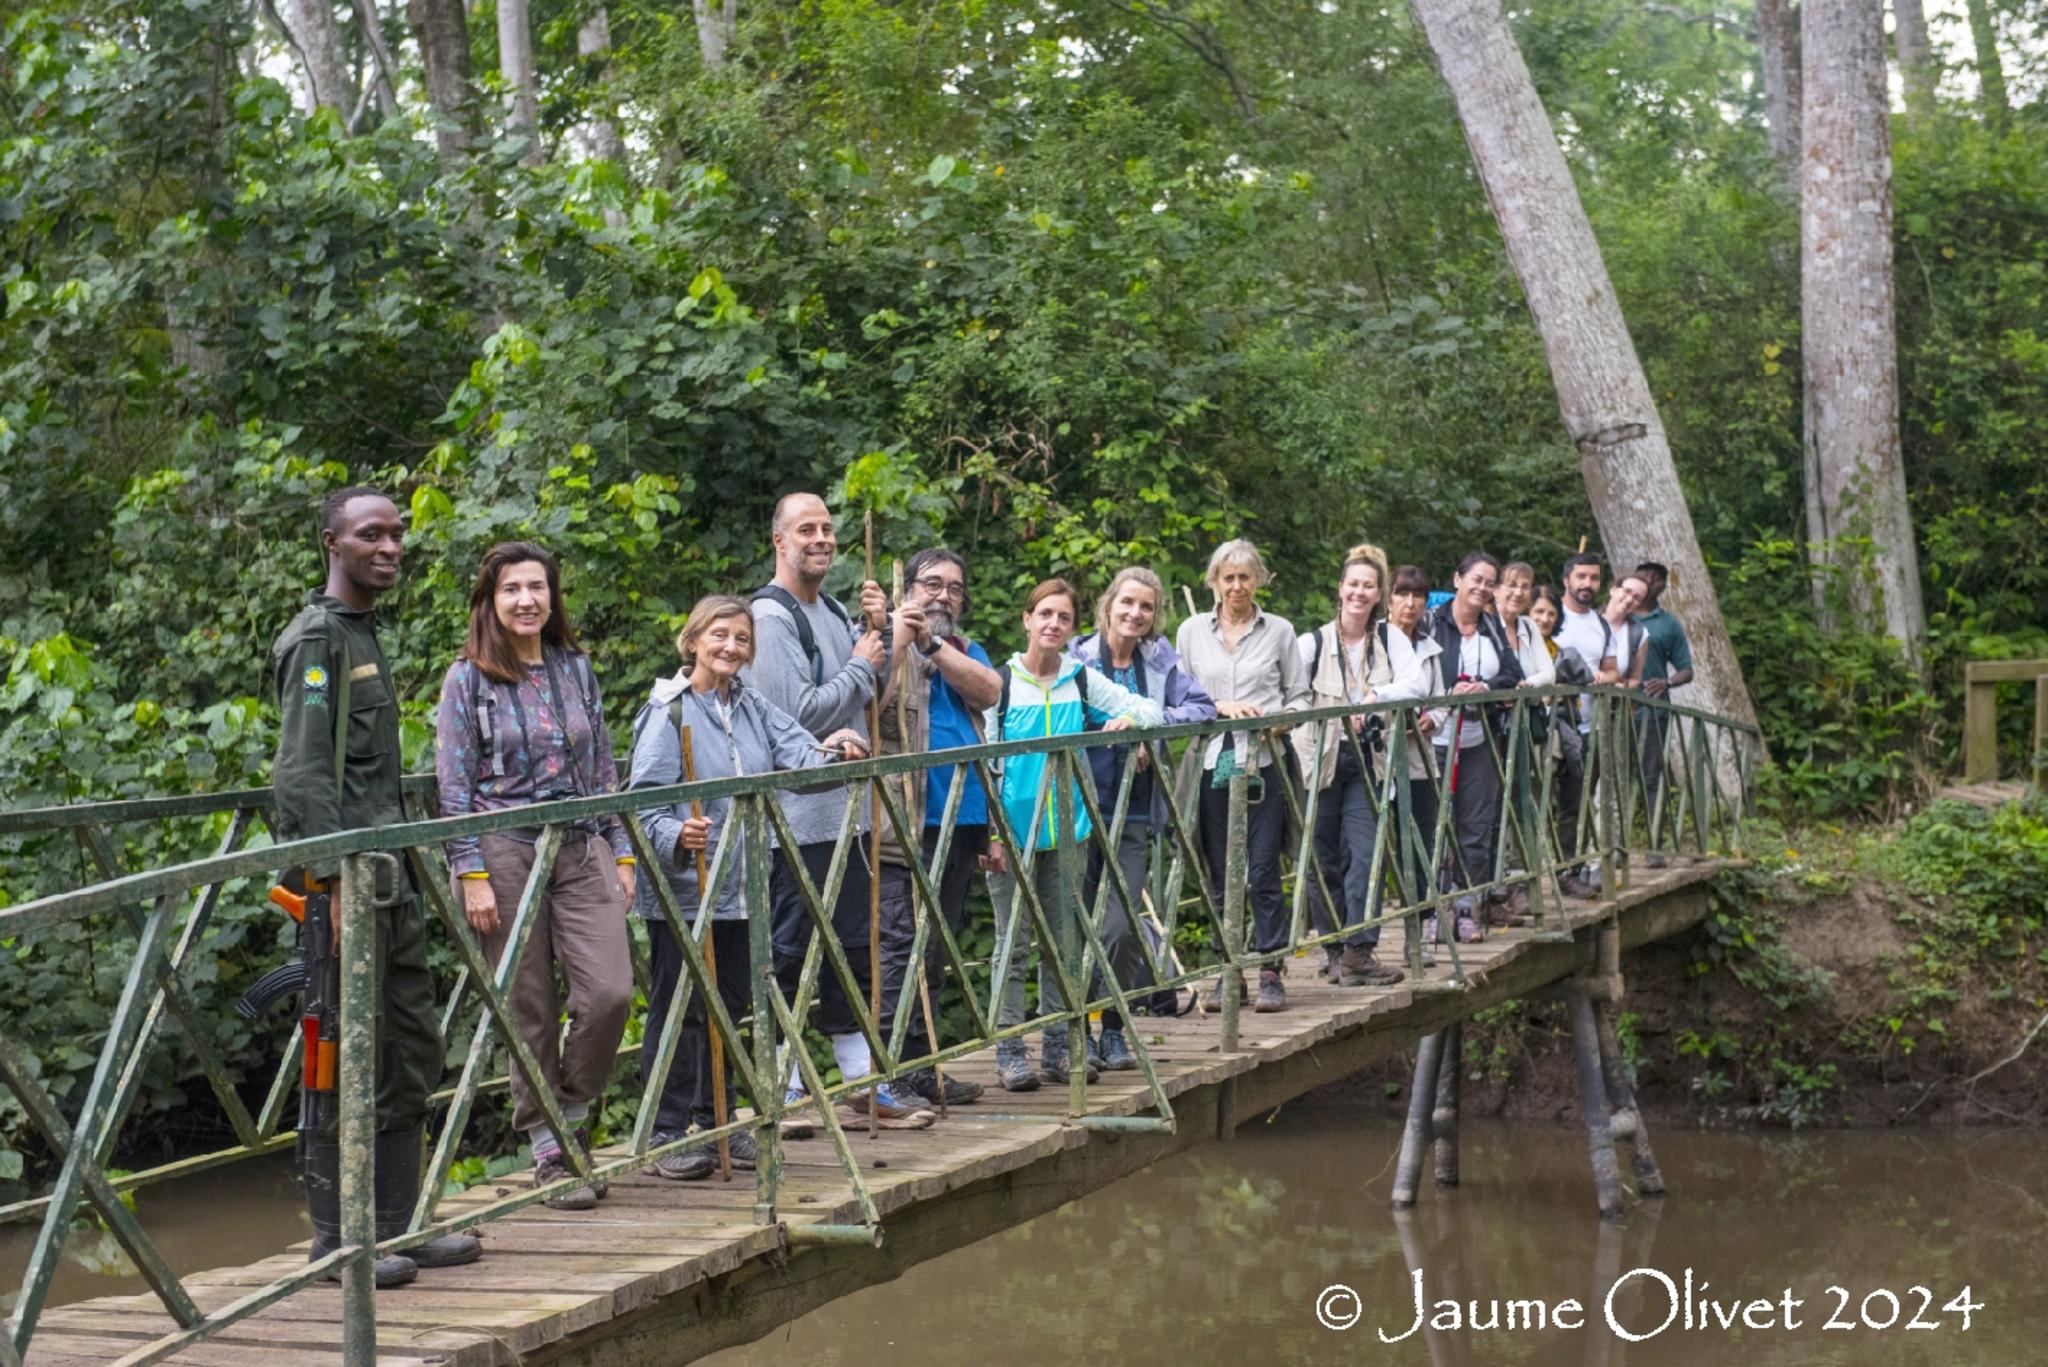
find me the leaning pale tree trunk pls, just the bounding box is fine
[1892,0,1935,113]
[1406,0,1762,759]
[275,0,354,115]
[406,0,478,163]
[694,0,739,72]
[1802,0,1927,668]
[1755,0,1803,189]
[498,0,545,166]
[1963,0,2008,125]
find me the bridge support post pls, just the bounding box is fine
[1589,921,1665,1197]
[1567,986,1627,1222]
[1432,1022,1462,1187]
[1391,1031,1446,1208]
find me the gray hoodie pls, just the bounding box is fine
[627,673,844,922]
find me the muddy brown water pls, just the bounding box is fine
[5,1114,2043,1364]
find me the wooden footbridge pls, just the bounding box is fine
[1,689,1756,1365]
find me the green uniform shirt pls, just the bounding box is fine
[271,591,405,873]
[1632,606,1693,685]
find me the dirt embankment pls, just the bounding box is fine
[1305,878,2048,1128]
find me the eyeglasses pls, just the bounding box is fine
[913,576,966,601]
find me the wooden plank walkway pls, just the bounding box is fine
[1936,780,2029,810]
[23,862,1727,1367]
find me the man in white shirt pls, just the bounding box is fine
[1552,554,1615,897]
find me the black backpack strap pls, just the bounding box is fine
[996,665,1012,743]
[466,659,501,779]
[1076,663,1098,731]
[751,584,819,686]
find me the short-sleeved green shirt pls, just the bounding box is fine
[1632,606,1693,685]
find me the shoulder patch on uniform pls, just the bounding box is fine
[348,662,380,681]
[303,666,329,689]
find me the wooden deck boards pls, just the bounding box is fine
[1936,780,2028,809]
[25,861,1727,1366]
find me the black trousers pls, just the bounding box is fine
[1199,763,1290,956]
[882,824,991,1064]
[1556,730,1589,874]
[771,839,877,1038]
[641,916,750,1136]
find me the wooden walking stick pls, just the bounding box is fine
[678,725,732,1181]
[864,509,885,1138]
[896,558,951,1118]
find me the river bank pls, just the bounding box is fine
[1310,800,2048,1129]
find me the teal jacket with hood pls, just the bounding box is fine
[982,656,1162,852]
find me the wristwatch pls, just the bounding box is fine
[920,636,943,658]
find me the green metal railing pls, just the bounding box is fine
[0,684,1758,1365]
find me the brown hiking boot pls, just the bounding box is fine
[1204,972,1247,1012]
[1254,967,1287,1013]
[1336,944,1404,987]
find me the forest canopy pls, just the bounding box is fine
[3,0,2045,824]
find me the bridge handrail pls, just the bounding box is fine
[0,684,1758,1364]
[0,685,1753,935]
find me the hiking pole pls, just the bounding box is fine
[896,558,950,1119]
[864,508,885,1139]
[678,725,733,1181]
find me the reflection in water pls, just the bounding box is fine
[710,1111,2047,1367]
[0,1153,304,1315]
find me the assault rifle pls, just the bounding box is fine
[235,872,340,1138]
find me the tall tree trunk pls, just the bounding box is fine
[1755,0,1803,188]
[579,7,626,166]
[276,0,354,114]
[1406,0,1762,749]
[693,0,739,72]
[351,0,400,121]
[1963,0,2008,124]
[1892,0,1935,112]
[498,0,545,166]
[405,0,477,163]
[1802,0,1927,665]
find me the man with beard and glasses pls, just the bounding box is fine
[1551,553,1616,897]
[874,547,1003,1109]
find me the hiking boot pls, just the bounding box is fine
[1039,1026,1101,1084]
[1143,987,1186,1017]
[996,1040,1041,1092]
[573,1124,608,1199]
[1204,972,1247,1012]
[646,1133,717,1181]
[1336,944,1404,987]
[1098,1027,1137,1071]
[1451,895,1483,944]
[1322,944,1343,981]
[533,1148,600,1210]
[1254,968,1286,1013]
[905,1066,984,1107]
[1418,915,1438,969]
[1645,852,1670,870]
[778,1087,816,1140]
[372,1130,482,1271]
[842,1083,930,1119]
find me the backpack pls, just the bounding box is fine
[470,648,603,795]
[751,583,853,687]
[994,663,1096,743]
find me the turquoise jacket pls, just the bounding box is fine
[983,656,1162,852]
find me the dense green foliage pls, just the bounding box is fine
[1,0,2045,1184]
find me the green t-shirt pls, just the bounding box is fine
[1632,606,1692,684]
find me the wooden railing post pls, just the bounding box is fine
[1964,662,1998,783]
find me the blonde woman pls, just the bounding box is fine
[1174,539,1311,1013]
[1293,545,1426,986]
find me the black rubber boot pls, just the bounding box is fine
[303,1135,417,1288]
[374,1129,483,1270]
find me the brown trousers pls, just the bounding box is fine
[471,831,633,1136]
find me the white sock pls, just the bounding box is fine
[832,1033,872,1086]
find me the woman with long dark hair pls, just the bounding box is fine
[1422,552,1524,943]
[436,542,635,1211]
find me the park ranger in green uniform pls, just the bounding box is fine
[271,485,481,1287]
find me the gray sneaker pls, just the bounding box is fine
[646,1134,716,1182]
[996,1039,1040,1092]
[1098,1027,1137,1071]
